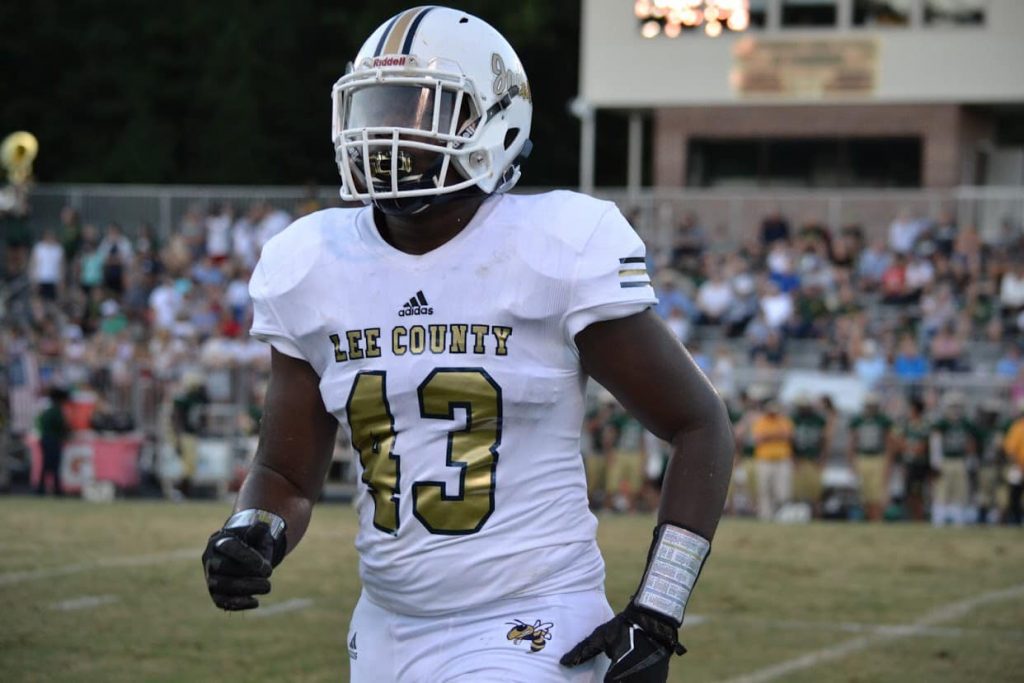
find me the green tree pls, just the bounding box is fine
[0,0,585,187]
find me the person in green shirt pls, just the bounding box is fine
[59,206,83,262]
[581,394,611,511]
[604,405,645,512]
[890,397,932,521]
[792,286,829,339]
[36,387,71,496]
[930,392,979,526]
[76,224,104,297]
[973,400,1005,525]
[790,394,826,512]
[172,373,209,498]
[727,389,760,516]
[849,393,894,520]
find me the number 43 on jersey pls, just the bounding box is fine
[345,368,502,536]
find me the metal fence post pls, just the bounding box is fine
[927,191,940,220]
[827,195,840,232]
[159,190,172,242]
[729,196,741,245]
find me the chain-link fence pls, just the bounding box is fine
[595,186,1024,252]
[21,183,1024,249]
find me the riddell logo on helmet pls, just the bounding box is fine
[373,56,407,68]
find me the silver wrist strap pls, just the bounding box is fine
[635,524,710,625]
[224,509,287,541]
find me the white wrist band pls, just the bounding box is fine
[635,524,710,625]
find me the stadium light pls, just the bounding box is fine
[636,0,750,38]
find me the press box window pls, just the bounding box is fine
[782,0,838,27]
[853,0,912,26]
[687,137,922,188]
[748,0,769,28]
[924,0,986,26]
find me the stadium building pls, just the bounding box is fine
[579,0,1024,239]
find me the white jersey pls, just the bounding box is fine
[250,191,657,616]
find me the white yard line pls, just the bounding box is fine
[0,548,195,587]
[726,615,1024,639]
[249,598,314,618]
[718,583,1024,683]
[50,594,120,611]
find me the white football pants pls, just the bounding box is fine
[347,589,614,682]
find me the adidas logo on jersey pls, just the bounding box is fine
[398,290,433,317]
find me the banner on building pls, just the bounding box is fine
[732,38,878,98]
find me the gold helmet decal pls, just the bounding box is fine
[491,53,532,103]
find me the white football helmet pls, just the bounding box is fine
[332,6,533,214]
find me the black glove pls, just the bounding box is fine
[202,509,287,611]
[562,523,709,682]
[560,603,685,681]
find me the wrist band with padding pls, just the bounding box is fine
[634,523,710,626]
[223,508,288,566]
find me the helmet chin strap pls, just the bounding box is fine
[373,185,485,217]
[372,196,433,216]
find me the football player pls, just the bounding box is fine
[929,392,980,526]
[973,399,1005,525]
[891,396,932,521]
[790,393,826,514]
[201,6,732,681]
[848,392,894,521]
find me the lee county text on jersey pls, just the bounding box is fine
[329,324,513,363]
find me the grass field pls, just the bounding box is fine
[2,498,1023,682]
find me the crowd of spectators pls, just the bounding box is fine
[1,198,323,494]
[3,193,1024,519]
[573,201,1024,526]
[641,205,1024,394]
